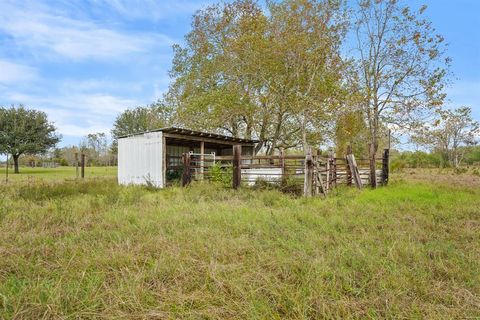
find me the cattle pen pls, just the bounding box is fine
[180,145,389,197]
[117,127,389,197]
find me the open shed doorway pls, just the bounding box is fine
[165,137,254,184]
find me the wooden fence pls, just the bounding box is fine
[180,146,390,197]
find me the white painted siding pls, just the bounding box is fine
[118,132,164,188]
[242,168,282,186]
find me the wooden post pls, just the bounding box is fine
[200,140,205,180]
[280,148,286,179]
[387,130,391,182]
[181,153,191,187]
[5,153,8,183]
[81,154,85,179]
[326,152,330,193]
[163,135,167,186]
[304,147,313,197]
[316,149,322,195]
[346,145,352,186]
[382,148,389,186]
[232,145,242,189]
[332,153,337,188]
[75,152,79,179]
[346,153,363,189]
[369,143,377,188]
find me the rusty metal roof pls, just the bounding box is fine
[118,127,259,144]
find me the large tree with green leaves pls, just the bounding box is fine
[167,0,348,154]
[111,100,173,152]
[351,0,450,186]
[0,105,60,173]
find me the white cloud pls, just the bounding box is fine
[0,60,38,84]
[5,90,138,116]
[0,0,186,144]
[0,1,174,60]
[79,94,138,114]
[2,88,142,138]
[59,78,149,96]
[82,0,212,22]
[58,123,112,137]
[49,94,137,137]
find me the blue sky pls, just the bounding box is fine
[0,0,479,147]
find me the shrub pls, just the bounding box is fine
[208,163,232,187]
[454,167,468,175]
[166,168,183,182]
[252,177,276,190]
[279,176,302,195]
[391,159,406,172]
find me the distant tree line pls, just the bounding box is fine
[0,105,117,173]
[391,146,480,171]
[2,132,117,170]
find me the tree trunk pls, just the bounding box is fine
[452,148,460,168]
[13,154,20,174]
[369,142,377,188]
[302,110,308,154]
[269,111,284,155]
[254,141,264,155]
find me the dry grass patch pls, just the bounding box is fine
[0,173,479,319]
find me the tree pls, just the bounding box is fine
[268,0,348,151]
[352,0,450,185]
[412,107,479,167]
[0,105,60,173]
[111,100,173,152]
[335,109,368,157]
[80,133,110,166]
[166,0,347,154]
[166,0,271,143]
[58,146,81,166]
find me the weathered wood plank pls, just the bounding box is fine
[346,154,363,189]
[304,148,314,197]
[233,145,242,189]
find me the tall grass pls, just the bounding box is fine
[2,166,117,182]
[0,175,479,319]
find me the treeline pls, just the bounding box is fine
[111,0,477,167]
[2,0,479,173]
[13,133,117,168]
[391,146,480,171]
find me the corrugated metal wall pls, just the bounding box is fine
[118,132,164,188]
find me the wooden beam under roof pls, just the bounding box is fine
[118,126,259,144]
[163,132,255,146]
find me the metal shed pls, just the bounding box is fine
[118,127,258,187]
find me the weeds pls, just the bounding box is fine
[0,170,479,319]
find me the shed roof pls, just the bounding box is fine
[118,127,259,144]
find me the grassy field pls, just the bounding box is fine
[2,166,117,181]
[0,167,479,319]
